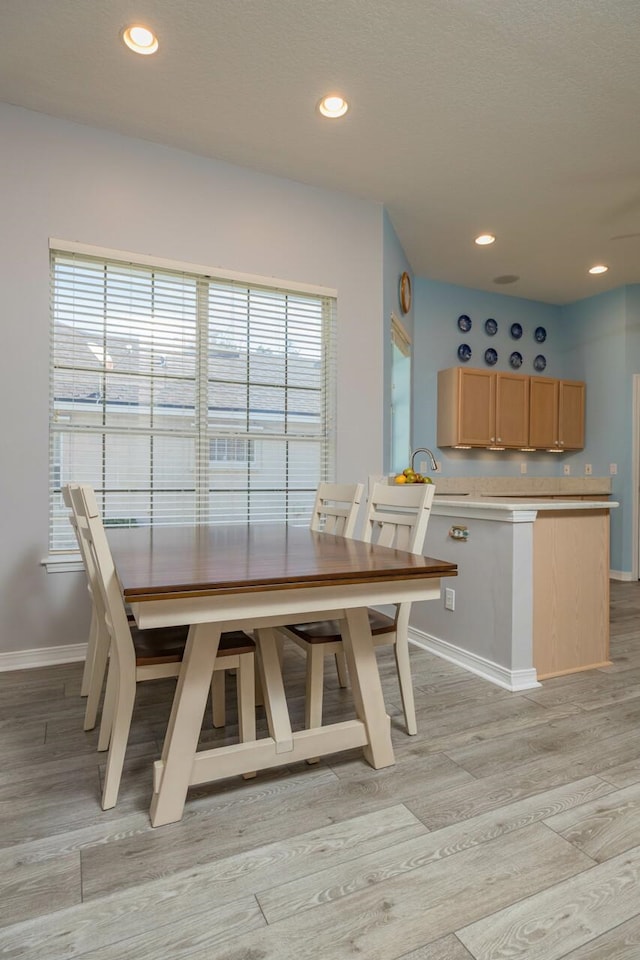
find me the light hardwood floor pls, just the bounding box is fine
[2,581,640,959]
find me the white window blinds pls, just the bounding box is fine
[49,250,337,551]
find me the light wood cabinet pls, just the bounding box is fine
[533,508,610,679]
[438,367,584,451]
[529,377,585,450]
[437,367,529,448]
[495,371,530,447]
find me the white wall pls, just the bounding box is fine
[0,104,385,656]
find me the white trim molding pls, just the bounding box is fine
[49,238,337,298]
[409,627,541,691]
[0,642,87,673]
[610,570,635,582]
[633,373,640,581]
[42,553,84,574]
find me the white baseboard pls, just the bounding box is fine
[0,642,87,673]
[409,627,541,691]
[610,570,635,582]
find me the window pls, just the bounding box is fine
[209,438,255,464]
[390,313,412,473]
[49,247,336,551]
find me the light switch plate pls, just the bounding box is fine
[585,464,592,475]
[610,463,618,475]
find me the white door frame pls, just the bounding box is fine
[632,374,640,580]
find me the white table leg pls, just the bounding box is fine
[255,627,293,753]
[341,607,394,769]
[150,623,222,827]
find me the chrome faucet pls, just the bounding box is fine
[411,447,438,472]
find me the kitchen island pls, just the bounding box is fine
[411,495,618,689]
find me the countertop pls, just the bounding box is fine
[432,495,618,513]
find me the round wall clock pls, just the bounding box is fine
[399,271,412,314]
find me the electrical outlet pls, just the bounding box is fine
[585,464,592,475]
[520,462,527,474]
[435,460,442,472]
[420,460,428,473]
[610,463,618,475]
[444,587,455,611]
[563,464,571,475]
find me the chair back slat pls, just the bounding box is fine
[67,484,136,673]
[64,484,96,605]
[364,482,435,555]
[310,482,364,537]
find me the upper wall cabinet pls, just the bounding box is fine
[437,367,584,451]
[437,367,530,449]
[529,377,585,451]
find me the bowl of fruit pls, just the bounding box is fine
[394,468,433,485]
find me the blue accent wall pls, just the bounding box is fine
[390,229,638,573]
[412,276,640,571]
[412,276,562,477]
[560,285,640,573]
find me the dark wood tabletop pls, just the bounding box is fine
[107,523,457,602]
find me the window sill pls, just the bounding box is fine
[42,554,84,574]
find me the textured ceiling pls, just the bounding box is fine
[1,0,640,303]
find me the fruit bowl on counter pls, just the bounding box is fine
[394,468,434,485]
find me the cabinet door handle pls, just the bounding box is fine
[497,437,502,442]
[491,437,495,442]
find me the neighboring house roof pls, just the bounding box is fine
[53,322,322,419]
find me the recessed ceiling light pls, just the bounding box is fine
[475,234,496,246]
[318,95,349,119]
[122,24,159,55]
[588,264,608,275]
[493,274,520,285]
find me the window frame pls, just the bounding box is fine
[47,240,337,561]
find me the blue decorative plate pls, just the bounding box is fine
[533,354,546,371]
[509,351,523,369]
[484,347,498,366]
[510,323,523,339]
[458,314,472,332]
[458,343,472,362]
[485,318,498,336]
[534,326,547,343]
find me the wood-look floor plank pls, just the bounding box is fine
[81,752,469,901]
[457,843,640,960]
[0,677,65,704]
[406,731,640,831]
[392,701,579,758]
[397,937,475,960]
[0,851,81,929]
[558,912,640,960]
[56,897,264,960]
[179,824,592,960]
[440,699,640,779]
[258,777,613,924]
[545,781,640,862]
[0,807,422,960]
[599,757,640,789]
[1,582,639,960]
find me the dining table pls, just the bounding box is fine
[107,521,457,827]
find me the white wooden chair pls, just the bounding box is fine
[63,484,112,731]
[309,482,364,537]
[278,481,364,727]
[67,483,257,809]
[280,481,435,736]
